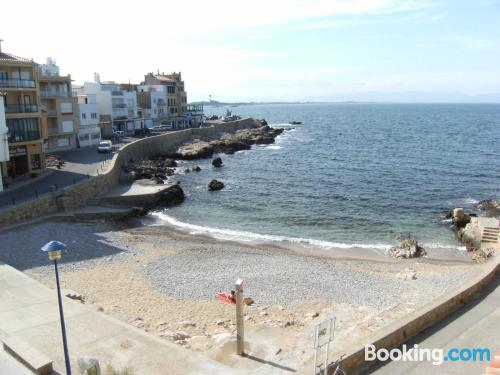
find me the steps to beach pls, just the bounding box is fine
[2,336,53,375]
[481,227,499,244]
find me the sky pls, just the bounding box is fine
[2,0,500,102]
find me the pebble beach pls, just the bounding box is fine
[0,218,484,363]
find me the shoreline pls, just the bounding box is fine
[145,210,473,264]
[0,217,486,372]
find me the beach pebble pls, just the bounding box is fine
[180,321,196,328]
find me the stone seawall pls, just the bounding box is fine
[0,118,260,227]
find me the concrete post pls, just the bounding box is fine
[235,278,244,356]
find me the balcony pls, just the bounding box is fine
[112,103,127,109]
[0,79,36,89]
[4,104,38,114]
[40,90,70,98]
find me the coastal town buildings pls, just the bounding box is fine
[0,97,9,191]
[76,74,144,135]
[75,93,101,147]
[39,58,79,152]
[0,42,45,182]
[142,72,203,128]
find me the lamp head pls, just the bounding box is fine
[41,241,67,261]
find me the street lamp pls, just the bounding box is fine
[41,240,72,375]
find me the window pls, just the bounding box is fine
[31,154,41,170]
[57,138,70,147]
[7,118,40,142]
[91,113,97,119]
[91,132,101,140]
[60,102,72,113]
[82,113,87,119]
[78,134,90,141]
[62,121,74,133]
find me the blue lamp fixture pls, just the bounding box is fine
[41,241,72,375]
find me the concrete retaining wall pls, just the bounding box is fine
[336,256,500,374]
[0,118,260,226]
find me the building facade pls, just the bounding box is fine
[0,43,45,181]
[0,96,9,191]
[78,75,141,135]
[142,71,202,129]
[39,58,78,151]
[76,93,101,147]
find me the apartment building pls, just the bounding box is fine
[39,58,78,151]
[79,74,140,134]
[0,97,9,191]
[136,84,168,126]
[76,93,101,147]
[142,71,203,129]
[0,42,45,181]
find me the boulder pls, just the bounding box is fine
[389,236,426,258]
[192,165,201,172]
[475,199,500,218]
[159,184,185,204]
[175,141,214,159]
[212,157,223,168]
[208,180,224,191]
[243,297,254,306]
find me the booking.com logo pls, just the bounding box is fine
[365,344,492,366]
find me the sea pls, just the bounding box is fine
[148,103,500,258]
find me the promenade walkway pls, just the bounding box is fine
[369,277,499,374]
[0,263,236,375]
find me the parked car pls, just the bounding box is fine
[97,140,113,153]
[134,128,151,136]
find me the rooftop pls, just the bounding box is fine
[0,51,34,64]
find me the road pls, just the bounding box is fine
[368,278,499,374]
[0,143,124,208]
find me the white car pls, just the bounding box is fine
[97,140,113,153]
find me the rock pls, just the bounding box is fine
[259,311,268,317]
[389,236,426,258]
[170,332,191,341]
[475,199,500,218]
[208,180,224,191]
[64,289,85,303]
[192,165,201,172]
[243,297,254,306]
[307,312,319,319]
[212,157,223,168]
[244,316,253,321]
[275,348,282,355]
[180,321,196,328]
[184,168,191,173]
[215,320,226,326]
[459,221,482,249]
[159,184,185,204]
[396,268,417,280]
[260,119,268,126]
[175,141,214,159]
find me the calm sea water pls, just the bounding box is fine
[151,103,500,256]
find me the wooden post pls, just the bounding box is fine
[235,278,244,356]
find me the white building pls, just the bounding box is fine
[77,74,140,134]
[0,98,9,192]
[137,84,168,125]
[76,94,101,147]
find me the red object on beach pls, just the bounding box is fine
[217,292,236,305]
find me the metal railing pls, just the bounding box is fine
[40,90,70,98]
[4,104,38,113]
[0,79,36,88]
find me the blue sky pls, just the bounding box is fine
[2,0,500,101]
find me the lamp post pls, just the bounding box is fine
[41,240,72,375]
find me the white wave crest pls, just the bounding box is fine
[149,212,391,251]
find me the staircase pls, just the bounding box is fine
[481,226,499,245]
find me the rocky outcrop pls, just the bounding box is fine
[389,236,427,258]
[174,125,284,160]
[475,199,500,218]
[159,184,185,204]
[212,157,223,168]
[208,180,224,191]
[192,165,201,172]
[175,141,214,160]
[122,157,177,183]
